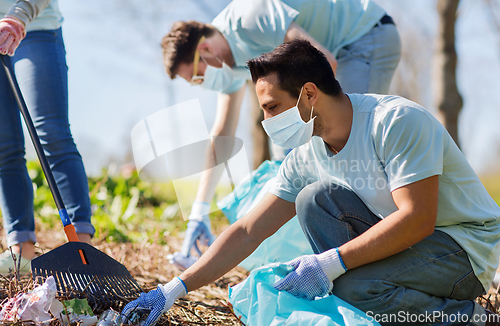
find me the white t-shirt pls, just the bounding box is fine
[270,93,500,291]
[211,0,385,94]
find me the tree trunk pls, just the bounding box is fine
[434,0,463,147]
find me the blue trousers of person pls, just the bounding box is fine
[336,19,401,94]
[295,182,487,326]
[0,28,94,247]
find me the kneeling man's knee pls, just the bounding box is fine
[296,182,329,222]
[333,272,397,314]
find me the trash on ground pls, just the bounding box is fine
[97,308,122,326]
[0,275,58,324]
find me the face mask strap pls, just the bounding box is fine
[296,86,314,122]
[200,47,223,68]
[296,86,304,107]
[191,36,206,85]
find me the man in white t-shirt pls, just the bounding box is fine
[123,40,500,326]
[161,0,401,271]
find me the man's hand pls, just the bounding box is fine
[181,219,216,257]
[0,17,26,56]
[182,201,216,257]
[273,248,346,300]
[121,277,187,326]
[167,202,216,271]
[168,219,216,271]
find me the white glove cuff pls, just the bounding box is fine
[189,201,210,222]
[159,277,187,313]
[316,248,347,282]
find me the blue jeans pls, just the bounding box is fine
[295,182,487,326]
[336,20,401,94]
[0,29,94,247]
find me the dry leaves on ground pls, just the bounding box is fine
[1,230,249,325]
[2,229,500,325]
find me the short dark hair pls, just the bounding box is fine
[161,21,218,79]
[247,39,342,98]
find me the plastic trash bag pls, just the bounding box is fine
[0,276,59,324]
[229,263,380,326]
[217,160,313,271]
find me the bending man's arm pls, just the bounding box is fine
[171,85,252,269]
[285,22,338,73]
[122,194,296,326]
[182,193,296,290]
[339,175,439,269]
[194,86,247,203]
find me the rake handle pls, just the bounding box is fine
[0,55,80,243]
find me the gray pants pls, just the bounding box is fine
[295,182,487,326]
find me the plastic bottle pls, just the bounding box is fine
[97,309,122,326]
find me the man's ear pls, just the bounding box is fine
[303,82,318,106]
[198,40,215,58]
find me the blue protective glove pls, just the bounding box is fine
[180,219,216,257]
[121,277,187,326]
[180,201,216,257]
[273,248,346,300]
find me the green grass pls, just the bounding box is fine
[4,161,500,246]
[5,161,232,245]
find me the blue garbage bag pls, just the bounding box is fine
[229,263,380,326]
[217,160,313,271]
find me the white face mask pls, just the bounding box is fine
[201,61,233,92]
[261,87,316,148]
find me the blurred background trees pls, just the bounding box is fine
[109,0,500,173]
[2,0,500,249]
[434,0,462,147]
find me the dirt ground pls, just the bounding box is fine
[1,229,249,325]
[93,237,249,325]
[2,228,500,325]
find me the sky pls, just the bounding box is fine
[27,0,500,180]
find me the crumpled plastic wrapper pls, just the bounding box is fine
[0,276,59,324]
[0,276,98,325]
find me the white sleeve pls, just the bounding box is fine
[269,149,308,202]
[5,0,52,26]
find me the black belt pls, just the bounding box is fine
[379,14,395,25]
